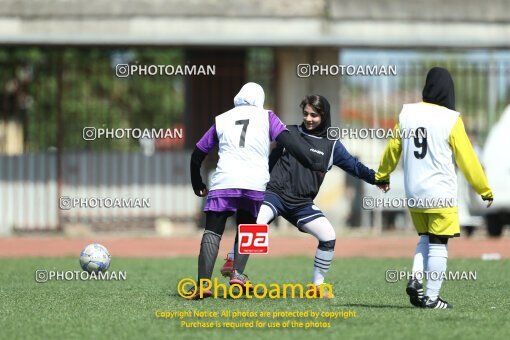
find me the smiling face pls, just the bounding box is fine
[302,104,322,130]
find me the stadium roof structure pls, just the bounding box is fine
[1,0,510,48]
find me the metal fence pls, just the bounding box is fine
[0,151,197,233]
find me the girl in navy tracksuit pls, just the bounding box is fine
[223,94,378,297]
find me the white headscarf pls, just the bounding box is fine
[233,82,265,108]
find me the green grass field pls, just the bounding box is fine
[1,257,509,340]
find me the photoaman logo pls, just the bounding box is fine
[177,278,334,299]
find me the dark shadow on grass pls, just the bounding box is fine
[333,303,416,309]
[167,291,419,307]
[166,293,256,301]
[166,286,256,300]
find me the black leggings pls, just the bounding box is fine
[205,210,257,236]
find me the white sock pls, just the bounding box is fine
[228,204,275,261]
[301,217,336,285]
[426,243,448,301]
[411,235,429,283]
[313,248,334,285]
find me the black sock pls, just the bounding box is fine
[233,242,250,274]
[234,210,255,274]
[198,230,221,282]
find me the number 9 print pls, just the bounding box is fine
[413,127,428,159]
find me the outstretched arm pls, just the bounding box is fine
[333,141,376,184]
[275,130,326,172]
[268,143,284,172]
[268,111,326,172]
[448,117,493,206]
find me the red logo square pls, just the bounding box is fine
[238,224,269,254]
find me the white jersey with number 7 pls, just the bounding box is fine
[210,105,271,192]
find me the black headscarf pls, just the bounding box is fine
[300,95,332,138]
[422,67,455,110]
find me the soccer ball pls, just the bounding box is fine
[79,243,111,273]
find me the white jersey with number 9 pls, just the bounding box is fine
[400,102,459,206]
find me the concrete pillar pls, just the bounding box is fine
[184,49,246,149]
[0,119,24,154]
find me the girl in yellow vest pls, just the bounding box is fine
[375,67,493,309]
